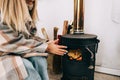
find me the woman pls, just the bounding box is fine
[0,0,67,80]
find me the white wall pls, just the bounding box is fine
[84,0,120,76]
[37,0,73,39]
[37,0,120,76]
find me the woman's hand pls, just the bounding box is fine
[46,39,67,55]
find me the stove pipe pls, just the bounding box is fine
[73,0,84,34]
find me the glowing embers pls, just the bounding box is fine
[67,49,82,61]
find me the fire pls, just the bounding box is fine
[67,49,82,61]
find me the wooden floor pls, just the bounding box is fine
[47,55,120,80]
[94,72,120,80]
[48,70,120,80]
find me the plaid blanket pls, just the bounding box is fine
[0,23,48,79]
[0,23,48,56]
[0,55,28,80]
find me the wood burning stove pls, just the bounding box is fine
[60,34,99,80]
[59,0,100,80]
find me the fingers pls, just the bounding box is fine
[54,48,68,56]
[54,51,66,56]
[47,40,68,56]
[55,44,67,55]
[57,45,67,49]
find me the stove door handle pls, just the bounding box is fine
[85,47,94,59]
[85,47,94,69]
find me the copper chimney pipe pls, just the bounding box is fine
[73,0,84,34]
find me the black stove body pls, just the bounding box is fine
[60,34,99,80]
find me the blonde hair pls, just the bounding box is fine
[0,0,38,34]
[29,0,38,22]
